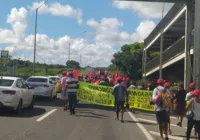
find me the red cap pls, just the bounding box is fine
[157,79,164,85]
[117,77,123,82]
[191,90,200,96]
[189,82,196,89]
[164,82,170,88]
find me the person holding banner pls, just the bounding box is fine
[112,77,128,123]
[61,72,68,110]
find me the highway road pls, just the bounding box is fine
[0,94,195,140]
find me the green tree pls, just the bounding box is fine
[66,60,80,69]
[107,64,117,72]
[111,42,144,80]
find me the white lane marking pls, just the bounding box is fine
[149,131,196,140]
[137,117,188,129]
[36,109,57,122]
[136,112,182,120]
[126,109,154,140]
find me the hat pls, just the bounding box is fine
[157,79,164,85]
[191,90,200,96]
[189,82,196,89]
[164,82,170,88]
[117,77,123,82]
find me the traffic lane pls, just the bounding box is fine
[0,97,62,140]
[13,103,148,140]
[133,110,196,140]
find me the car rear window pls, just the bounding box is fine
[50,77,56,81]
[0,79,14,86]
[27,78,47,83]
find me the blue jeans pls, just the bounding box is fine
[68,94,77,113]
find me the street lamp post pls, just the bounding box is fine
[68,31,87,67]
[33,0,48,76]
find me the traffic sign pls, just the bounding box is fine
[0,50,9,63]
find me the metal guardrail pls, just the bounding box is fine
[145,37,186,73]
[162,37,185,63]
[146,55,160,72]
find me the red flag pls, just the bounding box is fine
[123,74,129,87]
[73,69,79,79]
[116,68,120,77]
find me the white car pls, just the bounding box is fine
[48,76,61,84]
[26,76,56,99]
[0,76,34,113]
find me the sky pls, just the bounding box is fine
[0,0,174,67]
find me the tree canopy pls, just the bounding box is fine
[66,60,80,69]
[111,42,144,80]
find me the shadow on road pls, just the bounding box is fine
[76,103,115,112]
[0,107,46,118]
[76,110,109,117]
[75,114,107,119]
[34,97,64,107]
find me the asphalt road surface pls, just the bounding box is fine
[0,94,195,140]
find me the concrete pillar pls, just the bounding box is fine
[194,0,200,89]
[159,33,164,79]
[142,49,147,79]
[184,1,193,91]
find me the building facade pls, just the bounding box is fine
[142,3,195,90]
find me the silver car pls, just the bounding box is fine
[26,76,56,99]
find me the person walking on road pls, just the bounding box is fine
[66,72,79,115]
[185,83,197,139]
[61,72,68,110]
[152,86,170,140]
[185,90,200,140]
[164,82,172,135]
[112,77,128,123]
[151,79,170,140]
[174,83,186,127]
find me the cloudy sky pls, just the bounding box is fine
[0,0,174,67]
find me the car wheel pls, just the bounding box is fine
[16,99,22,114]
[28,98,34,109]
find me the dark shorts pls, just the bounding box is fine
[116,101,125,111]
[156,110,169,125]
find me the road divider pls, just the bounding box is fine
[36,109,57,122]
[77,82,154,111]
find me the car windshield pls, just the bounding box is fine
[27,78,47,83]
[0,79,14,86]
[50,77,56,81]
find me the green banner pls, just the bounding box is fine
[77,82,154,111]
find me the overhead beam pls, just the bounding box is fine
[118,0,187,3]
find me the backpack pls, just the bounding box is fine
[161,92,172,108]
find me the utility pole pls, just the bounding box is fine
[68,43,70,61]
[194,0,200,89]
[33,8,38,76]
[33,0,48,76]
[80,54,82,67]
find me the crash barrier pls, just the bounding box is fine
[77,82,154,111]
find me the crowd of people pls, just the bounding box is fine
[59,70,200,140]
[150,78,200,140]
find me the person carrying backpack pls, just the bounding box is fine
[152,84,170,140]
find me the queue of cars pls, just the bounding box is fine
[0,75,62,113]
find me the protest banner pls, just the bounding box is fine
[77,82,154,111]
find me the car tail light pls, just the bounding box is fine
[2,90,16,95]
[43,84,49,87]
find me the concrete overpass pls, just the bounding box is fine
[119,0,200,90]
